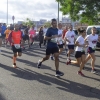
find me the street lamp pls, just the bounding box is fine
[7,0,8,25]
[58,1,59,24]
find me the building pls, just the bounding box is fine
[61,17,88,29]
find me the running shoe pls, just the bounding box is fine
[66,58,71,65]
[77,71,85,76]
[91,69,96,73]
[12,64,17,68]
[37,60,42,68]
[50,56,54,60]
[55,71,64,77]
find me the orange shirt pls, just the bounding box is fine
[11,30,22,44]
[5,29,11,39]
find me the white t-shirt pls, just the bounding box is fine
[75,35,85,51]
[86,34,98,49]
[65,30,75,45]
[57,29,63,44]
[43,28,48,36]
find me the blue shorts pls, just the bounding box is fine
[68,45,74,50]
[87,47,95,54]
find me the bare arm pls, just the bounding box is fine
[75,41,85,47]
[44,35,58,40]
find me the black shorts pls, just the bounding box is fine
[23,35,29,41]
[12,45,22,53]
[68,45,74,50]
[87,47,95,54]
[58,44,63,48]
[46,47,59,55]
[75,51,85,58]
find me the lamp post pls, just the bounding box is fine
[7,0,8,25]
[58,1,59,24]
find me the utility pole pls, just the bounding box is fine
[58,2,59,24]
[7,0,8,25]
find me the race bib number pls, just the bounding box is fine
[92,46,96,50]
[51,38,57,43]
[81,47,85,52]
[14,44,20,49]
[92,44,96,50]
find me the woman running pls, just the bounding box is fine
[29,25,36,48]
[67,28,86,76]
[85,27,98,73]
[39,26,44,48]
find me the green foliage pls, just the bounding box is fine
[44,21,51,27]
[23,18,35,26]
[56,0,100,25]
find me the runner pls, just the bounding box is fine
[57,23,64,55]
[1,23,6,44]
[68,28,86,76]
[64,25,76,65]
[62,25,68,38]
[84,27,98,73]
[9,24,22,68]
[43,25,48,46]
[29,25,36,48]
[0,23,2,53]
[37,18,64,77]
[4,25,11,47]
[39,26,44,48]
[22,25,30,49]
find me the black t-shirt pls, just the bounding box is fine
[39,30,43,36]
[25,28,29,35]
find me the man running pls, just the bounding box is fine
[37,18,64,77]
[1,23,6,44]
[9,24,22,68]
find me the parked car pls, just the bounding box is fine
[86,25,100,49]
[86,25,100,35]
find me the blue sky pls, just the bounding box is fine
[0,0,62,24]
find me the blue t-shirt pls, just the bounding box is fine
[1,25,6,35]
[46,27,58,48]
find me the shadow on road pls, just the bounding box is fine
[0,62,100,99]
[0,94,6,100]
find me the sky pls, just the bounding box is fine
[0,0,63,24]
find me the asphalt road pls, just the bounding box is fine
[0,43,100,100]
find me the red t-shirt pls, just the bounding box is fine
[62,29,67,39]
[10,30,22,44]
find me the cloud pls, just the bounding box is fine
[0,0,62,24]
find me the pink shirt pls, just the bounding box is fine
[29,29,36,36]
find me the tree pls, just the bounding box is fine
[56,0,100,25]
[44,21,51,27]
[23,18,35,26]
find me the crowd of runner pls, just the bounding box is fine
[0,18,100,77]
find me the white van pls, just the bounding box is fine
[86,25,100,35]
